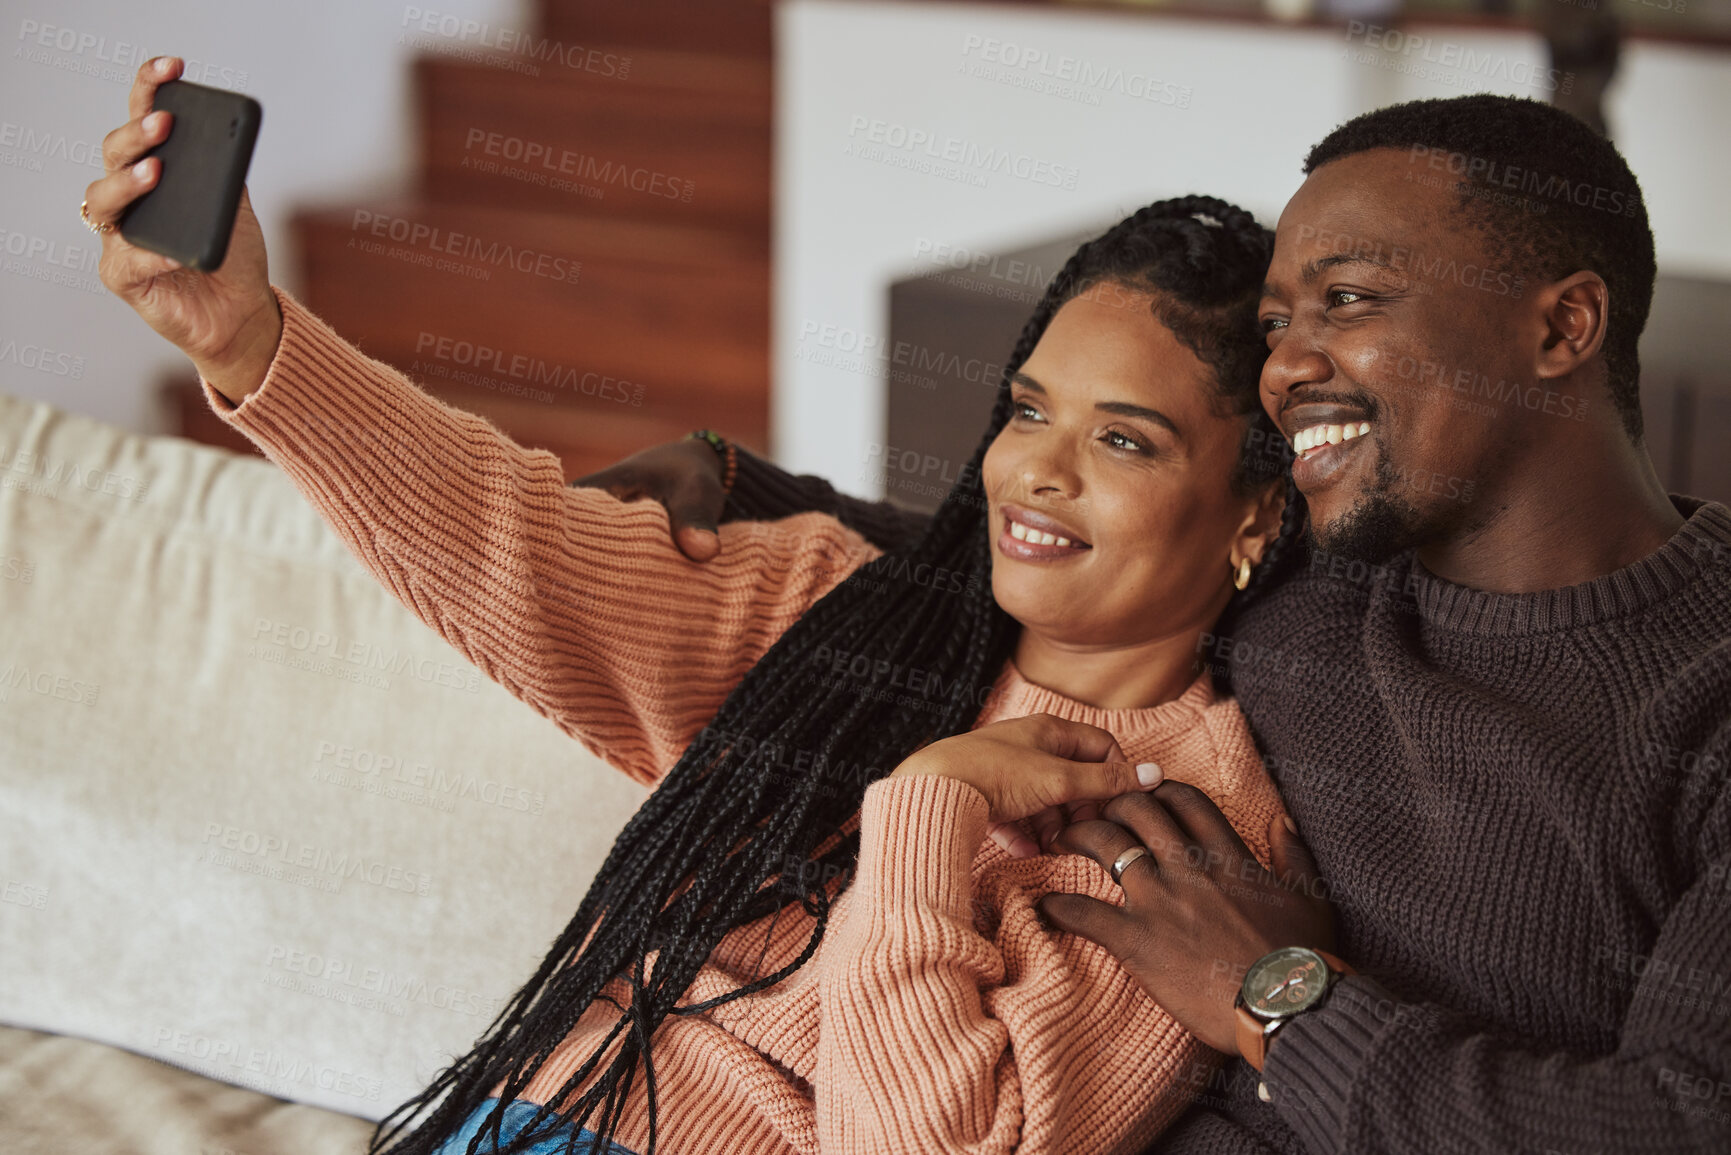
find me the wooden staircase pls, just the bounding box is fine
[170,0,773,479]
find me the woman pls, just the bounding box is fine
[90,57,1306,1155]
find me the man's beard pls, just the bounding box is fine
[1303,443,1428,564]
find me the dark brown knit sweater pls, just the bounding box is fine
[723,448,1731,1154]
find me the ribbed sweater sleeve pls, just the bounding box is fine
[1264,708,1731,1153]
[814,770,1212,1154]
[725,445,931,554]
[816,772,1007,1154]
[198,285,882,787]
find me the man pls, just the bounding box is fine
[579,95,1731,1152]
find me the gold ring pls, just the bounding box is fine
[80,200,114,235]
[1110,845,1150,884]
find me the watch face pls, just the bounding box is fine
[1241,946,1328,1020]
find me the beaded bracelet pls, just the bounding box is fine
[688,429,737,496]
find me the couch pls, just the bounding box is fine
[0,388,651,1152]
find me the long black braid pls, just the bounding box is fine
[367,194,1304,1155]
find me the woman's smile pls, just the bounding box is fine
[996,502,1093,562]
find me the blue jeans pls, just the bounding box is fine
[432,1098,638,1155]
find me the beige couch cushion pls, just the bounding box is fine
[0,389,650,1121]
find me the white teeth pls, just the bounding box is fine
[1007,515,1082,548]
[1292,421,1373,456]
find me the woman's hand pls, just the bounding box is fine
[90,56,281,403]
[889,714,1162,856]
[569,437,727,562]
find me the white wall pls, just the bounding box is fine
[0,0,529,435]
[775,0,1731,496]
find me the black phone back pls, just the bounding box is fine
[118,80,261,271]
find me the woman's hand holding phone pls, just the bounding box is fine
[889,714,1162,858]
[89,56,280,404]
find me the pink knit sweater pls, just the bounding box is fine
[201,286,1288,1155]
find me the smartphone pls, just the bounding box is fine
[118,79,262,271]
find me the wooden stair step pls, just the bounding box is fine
[291,198,769,414]
[537,0,772,59]
[415,55,769,234]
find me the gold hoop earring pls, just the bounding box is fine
[1233,557,1253,591]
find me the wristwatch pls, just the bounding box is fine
[1234,945,1355,1096]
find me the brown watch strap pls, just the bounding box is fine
[1234,949,1355,1072]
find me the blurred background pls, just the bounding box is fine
[2,3,1730,1145]
[3,0,1728,505]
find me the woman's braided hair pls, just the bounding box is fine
[368,195,1303,1155]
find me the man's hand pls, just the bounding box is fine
[570,437,727,561]
[1036,787,1336,1056]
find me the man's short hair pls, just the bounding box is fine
[1304,95,1656,443]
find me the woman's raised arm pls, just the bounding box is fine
[93,57,882,788]
[209,287,882,786]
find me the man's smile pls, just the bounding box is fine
[1291,420,1371,460]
